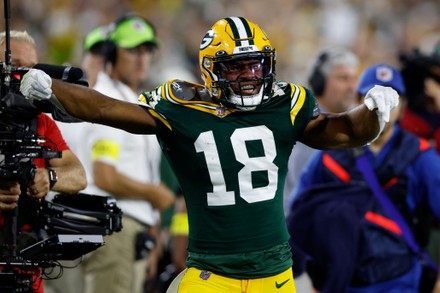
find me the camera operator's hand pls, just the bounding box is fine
[20,68,52,101]
[0,181,20,210]
[364,85,399,133]
[425,77,440,112]
[27,167,51,198]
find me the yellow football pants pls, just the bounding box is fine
[167,267,296,293]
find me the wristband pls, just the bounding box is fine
[47,168,58,189]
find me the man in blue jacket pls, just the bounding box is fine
[287,63,440,293]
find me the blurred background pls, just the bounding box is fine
[0,0,439,88]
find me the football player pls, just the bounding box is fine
[20,17,398,293]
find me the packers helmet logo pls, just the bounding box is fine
[200,29,214,50]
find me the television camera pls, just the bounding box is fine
[0,68,122,291]
[0,66,123,290]
[399,48,440,110]
[0,1,122,292]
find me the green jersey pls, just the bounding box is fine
[139,80,319,278]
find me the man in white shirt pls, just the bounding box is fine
[80,14,175,293]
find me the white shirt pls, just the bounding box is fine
[79,72,161,226]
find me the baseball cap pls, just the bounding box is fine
[83,25,108,51]
[357,63,406,95]
[109,16,158,49]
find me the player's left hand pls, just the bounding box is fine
[363,85,399,132]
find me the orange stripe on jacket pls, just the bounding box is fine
[383,177,398,190]
[419,137,430,151]
[365,211,402,235]
[383,138,429,190]
[322,153,351,183]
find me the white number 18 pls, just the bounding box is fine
[194,126,278,206]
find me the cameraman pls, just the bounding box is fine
[0,30,87,293]
[399,43,440,293]
[400,45,440,153]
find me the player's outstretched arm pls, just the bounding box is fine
[301,85,399,150]
[20,69,158,134]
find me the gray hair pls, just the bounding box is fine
[310,47,359,79]
[0,30,36,47]
[306,46,359,95]
[320,47,358,77]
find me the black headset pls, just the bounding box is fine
[308,52,329,96]
[102,14,157,64]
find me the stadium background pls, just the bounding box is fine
[0,0,439,88]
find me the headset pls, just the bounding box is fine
[308,51,329,96]
[102,14,157,64]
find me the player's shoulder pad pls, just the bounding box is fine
[167,80,202,101]
[138,80,196,105]
[139,79,204,106]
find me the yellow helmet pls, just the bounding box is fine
[199,17,276,110]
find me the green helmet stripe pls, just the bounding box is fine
[238,17,254,46]
[225,17,254,47]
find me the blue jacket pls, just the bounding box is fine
[287,126,440,292]
[292,126,440,220]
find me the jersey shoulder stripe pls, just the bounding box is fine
[289,84,307,125]
[149,109,172,130]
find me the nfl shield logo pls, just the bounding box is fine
[216,106,226,117]
[199,270,211,280]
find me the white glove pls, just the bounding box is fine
[363,85,399,133]
[20,69,52,101]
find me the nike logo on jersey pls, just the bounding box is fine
[275,279,290,288]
